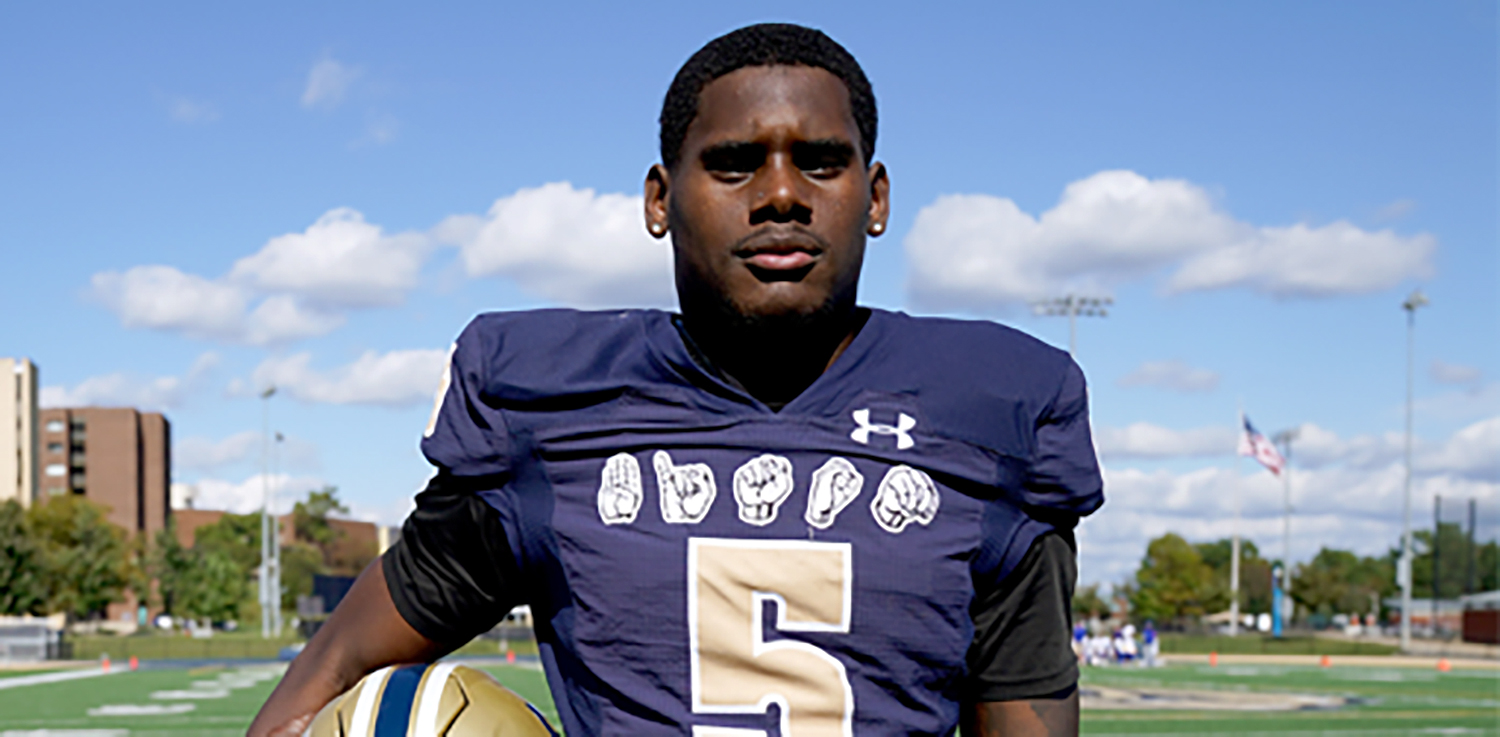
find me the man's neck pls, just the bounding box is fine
[679,305,866,409]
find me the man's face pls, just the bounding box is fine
[646,65,889,322]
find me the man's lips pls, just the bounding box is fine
[733,233,825,272]
[743,248,817,270]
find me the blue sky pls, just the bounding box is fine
[2,2,1494,586]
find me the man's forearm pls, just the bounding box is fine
[248,559,448,737]
[963,691,1080,737]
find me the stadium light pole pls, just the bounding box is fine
[1273,427,1300,623]
[1031,295,1112,357]
[1399,289,1428,652]
[271,430,285,637]
[259,386,276,639]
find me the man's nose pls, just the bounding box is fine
[750,153,811,225]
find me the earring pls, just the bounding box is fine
[649,223,666,236]
[869,222,885,235]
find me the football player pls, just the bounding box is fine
[251,23,1103,737]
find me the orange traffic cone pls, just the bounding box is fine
[506,649,516,664]
[1437,658,1452,672]
[101,656,110,673]
[129,656,139,671]
[1319,655,1331,668]
[1208,651,1218,667]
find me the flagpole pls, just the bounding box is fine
[1230,405,1242,637]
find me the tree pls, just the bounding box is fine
[1130,533,1221,624]
[293,486,348,557]
[1292,547,1392,617]
[194,511,262,573]
[1072,583,1109,620]
[1402,522,1499,599]
[153,522,247,623]
[0,500,47,615]
[28,496,134,620]
[1195,538,1274,616]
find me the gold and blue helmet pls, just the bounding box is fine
[306,663,557,737]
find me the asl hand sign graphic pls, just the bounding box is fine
[733,454,795,526]
[654,451,718,524]
[597,453,643,525]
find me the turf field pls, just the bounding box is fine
[0,659,1492,735]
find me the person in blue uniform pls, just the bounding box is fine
[250,23,1103,737]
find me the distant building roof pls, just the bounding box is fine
[1460,591,1500,610]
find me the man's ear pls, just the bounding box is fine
[644,164,671,239]
[866,161,890,237]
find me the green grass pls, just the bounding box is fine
[69,632,303,661]
[1159,633,1400,656]
[1,658,1492,736]
[1081,663,1500,735]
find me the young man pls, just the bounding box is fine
[251,23,1102,737]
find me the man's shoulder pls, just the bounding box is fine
[870,309,1075,394]
[459,308,660,348]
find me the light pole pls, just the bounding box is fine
[272,430,285,637]
[1032,295,1112,357]
[1400,289,1427,651]
[1273,427,1300,624]
[258,386,276,639]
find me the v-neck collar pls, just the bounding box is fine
[645,308,887,416]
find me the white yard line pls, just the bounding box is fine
[0,667,113,691]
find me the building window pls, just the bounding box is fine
[46,443,62,454]
[45,420,63,433]
[70,472,85,489]
[44,464,65,477]
[70,452,85,467]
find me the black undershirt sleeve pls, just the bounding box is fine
[382,471,523,648]
[965,530,1079,702]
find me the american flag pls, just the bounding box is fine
[1238,414,1285,475]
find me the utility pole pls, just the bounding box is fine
[1031,295,1112,357]
[1400,289,1428,652]
[1230,405,1245,636]
[1273,427,1299,624]
[1467,498,1478,595]
[272,430,285,637]
[259,386,277,639]
[1433,495,1441,635]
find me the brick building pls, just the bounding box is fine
[37,407,171,539]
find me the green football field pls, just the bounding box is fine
[0,660,1493,735]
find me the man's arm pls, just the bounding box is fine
[963,692,1079,737]
[248,560,448,737]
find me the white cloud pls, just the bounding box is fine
[1080,416,1500,586]
[1374,198,1416,223]
[188,473,323,515]
[229,208,430,308]
[92,266,249,340]
[1431,359,1483,388]
[301,56,360,110]
[905,170,1435,307]
[251,348,447,407]
[1117,360,1219,393]
[437,182,674,307]
[40,352,219,410]
[1095,423,1236,460]
[92,208,427,345]
[168,97,219,124]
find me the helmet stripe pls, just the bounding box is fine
[411,662,460,737]
[372,664,428,737]
[348,666,393,737]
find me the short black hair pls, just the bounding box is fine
[659,23,877,171]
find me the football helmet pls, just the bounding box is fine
[306,663,557,737]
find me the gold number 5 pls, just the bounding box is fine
[688,538,854,737]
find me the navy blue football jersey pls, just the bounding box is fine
[417,308,1102,736]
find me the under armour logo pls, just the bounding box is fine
[850,408,916,450]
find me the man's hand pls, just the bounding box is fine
[248,559,447,737]
[963,691,1080,737]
